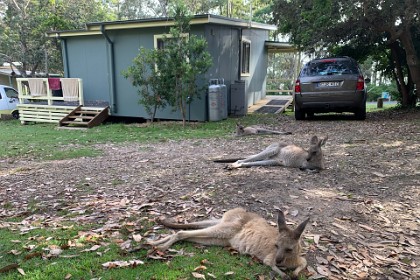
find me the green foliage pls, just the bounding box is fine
[124,4,212,125]
[123,48,170,121]
[271,0,420,107]
[366,83,399,102]
[0,0,114,75]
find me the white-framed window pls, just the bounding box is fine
[241,39,251,76]
[153,33,189,50]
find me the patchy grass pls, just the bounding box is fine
[0,103,402,160]
[366,102,397,112]
[0,115,277,161]
[0,223,275,280]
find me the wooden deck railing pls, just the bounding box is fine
[16,78,84,124]
[16,78,83,105]
[266,78,294,95]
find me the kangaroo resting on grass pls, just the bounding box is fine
[224,135,328,170]
[149,207,309,279]
[235,123,292,137]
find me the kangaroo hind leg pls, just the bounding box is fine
[238,143,280,164]
[150,223,236,251]
[230,144,281,168]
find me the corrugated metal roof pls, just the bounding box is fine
[47,14,277,38]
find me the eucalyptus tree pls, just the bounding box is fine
[0,0,113,76]
[272,0,420,107]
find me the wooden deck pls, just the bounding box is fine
[248,95,293,114]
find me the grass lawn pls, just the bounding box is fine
[0,114,280,161]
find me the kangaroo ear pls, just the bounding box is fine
[277,211,288,231]
[321,136,328,146]
[293,218,310,239]
[310,136,319,145]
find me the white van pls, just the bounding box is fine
[0,85,19,119]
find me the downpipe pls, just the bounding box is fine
[100,25,117,114]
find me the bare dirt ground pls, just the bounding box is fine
[1,109,419,279]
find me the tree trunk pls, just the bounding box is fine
[390,42,411,106]
[399,28,420,103]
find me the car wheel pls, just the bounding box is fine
[295,106,305,120]
[354,106,366,120]
[12,111,19,119]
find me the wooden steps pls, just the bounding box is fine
[59,106,109,128]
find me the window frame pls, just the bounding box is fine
[241,39,251,76]
[153,33,189,50]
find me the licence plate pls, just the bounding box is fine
[319,81,340,87]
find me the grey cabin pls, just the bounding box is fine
[48,14,278,121]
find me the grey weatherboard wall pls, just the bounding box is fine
[56,15,275,121]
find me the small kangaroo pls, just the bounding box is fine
[149,208,309,279]
[229,135,328,170]
[236,123,292,137]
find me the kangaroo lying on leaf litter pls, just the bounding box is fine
[148,207,309,279]
[235,123,292,137]
[215,135,328,171]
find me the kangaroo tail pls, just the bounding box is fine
[260,129,292,135]
[274,131,292,135]
[158,218,220,229]
[212,158,244,163]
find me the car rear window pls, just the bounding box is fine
[300,59,359,77]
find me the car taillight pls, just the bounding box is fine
[356,76,365,91]
[294,79,301,93]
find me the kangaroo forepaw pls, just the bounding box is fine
[228,162,242,169]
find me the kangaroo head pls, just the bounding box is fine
[275,211,309,265]
[305,135,328,170]
[236,123,245,134]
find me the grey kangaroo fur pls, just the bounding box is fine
[149,207,309,279]
[229,135,328,170]
[236,123,292,137]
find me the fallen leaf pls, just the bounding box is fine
[316,265,330,276]
[290,209,299,217]
[332,223,348,231]
[191,272,206,279]
[316,256,328,265]
[119,240,131,250]
[17,268,25,275]
[65,273,72,279]
[207,272,217,279]
[8,250,21,255]
[49,248,63,257]
[313,234,320,245]
[132,234,142,242]
[194,265,207,272]
[224,271,235,275]
[82,245,101,252]
[200,259,213,266]
[102,260,144,269]
[358,224,375,232]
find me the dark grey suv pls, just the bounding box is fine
[294,57,369,120]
